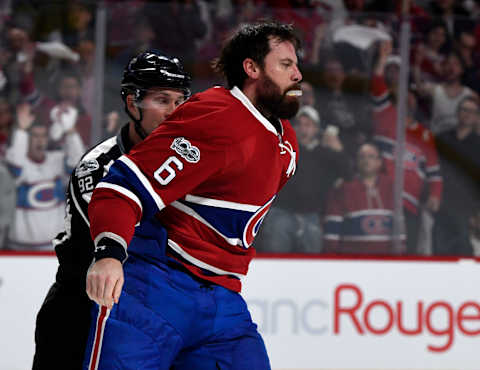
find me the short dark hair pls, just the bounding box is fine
[212,20,301,89]
[357,141,382,157]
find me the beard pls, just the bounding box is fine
[255,72,300,119]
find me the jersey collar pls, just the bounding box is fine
[229,86,283,136]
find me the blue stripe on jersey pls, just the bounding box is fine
[342,214,393,237]
[102,160,162,219]
[324,218,342,236]
[180,199,253,239]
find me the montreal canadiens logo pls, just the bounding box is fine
[242,196,276,248]
[27,181,58,209]
[361,215,390,235]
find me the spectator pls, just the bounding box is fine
[415,51,477,135]
[0,42,11,98]
[433,95,480,255]
[270,0,326,64]
[0,160,15,249]
[3,21,36,105]
[0,97,14,158]
[62,2,94,49]
[372,41,443,254]
[46,70,92,147]
[192,0,267,66]
[257,105,349,253]
[5,103,84,250]
[427,0,473,39]
[142,0,208,70]
[454,28,480,92]
[317,56,372,155]
[437,204,480,256]
[105,0,147,52]
[73,39,95,119]
[411,20,449,83]
[299,81,319,111]
[113,17,156,70]
[3,19,80,107]
[323,142,405,255]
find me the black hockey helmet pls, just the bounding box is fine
[121,50,191,102]
[120,50,191,139]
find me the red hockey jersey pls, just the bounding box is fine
[88,86,299,292]
[370,75,443,214]
[323,174,405,255]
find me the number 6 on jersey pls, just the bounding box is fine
[154,156,183,185]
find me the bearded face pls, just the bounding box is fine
[255,70,301,119]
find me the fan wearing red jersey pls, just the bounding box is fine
[371,40,443,254]
[83,20,302,370]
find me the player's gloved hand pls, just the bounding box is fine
[86,258,124,309]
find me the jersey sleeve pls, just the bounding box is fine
[89,120,227,252]
[5,129,29,176]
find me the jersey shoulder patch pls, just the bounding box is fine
[170,137,200,163]
[75,159,100,178]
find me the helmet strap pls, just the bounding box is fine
[124,93,148,140]
[133,108,148,140]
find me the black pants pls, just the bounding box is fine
[32,282,93,370]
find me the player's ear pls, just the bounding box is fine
[243,58,260,80]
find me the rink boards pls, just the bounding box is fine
[0,255,479,370]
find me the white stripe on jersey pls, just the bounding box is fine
[95,182,143,214]
[94,231,128,252]
[184,194,260,212]
[167,239,245,279]
[171,201,243,246]
[403,191,419,206]
[230,86,279,136]
[324,234,340,241]
[325,215,343,222]
[82,137,117,161]
[342,235,404,242]
[118,156,166,211]
[345,209,393,218]
[71,180,90,226]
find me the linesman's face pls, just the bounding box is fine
[129,88,186,136]
[256,39,303,119]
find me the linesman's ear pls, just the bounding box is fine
[126,94,140,120]
[243,58,261,80]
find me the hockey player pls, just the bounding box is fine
[32,50,191,369]
[84,20,302,369]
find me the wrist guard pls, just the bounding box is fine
[94,237,128,264]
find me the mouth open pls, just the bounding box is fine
[286,89,302,97]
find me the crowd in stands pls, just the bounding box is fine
[0,0,479,257]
